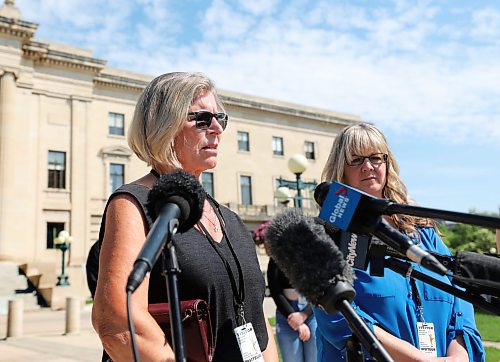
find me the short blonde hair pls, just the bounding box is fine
[128,72,225,172]
[321,123,435,238]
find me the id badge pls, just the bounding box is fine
[417,322,437,357]
[234,323,264,362]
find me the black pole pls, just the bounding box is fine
[162,220,186,362]
[338,300,394,362]
[384,203,500,229]
[319,281,394,361]
[385,258,500,316]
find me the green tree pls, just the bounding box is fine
[439,223,496,254]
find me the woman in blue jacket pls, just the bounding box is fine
[316,123,485,361]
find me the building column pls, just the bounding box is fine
[69,97,89,264]
[0,70,18,260]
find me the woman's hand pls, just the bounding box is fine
[297,324,311,342]
[287,311,307,330]
[442,336,468,362]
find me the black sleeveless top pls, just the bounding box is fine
[93,183,268,361]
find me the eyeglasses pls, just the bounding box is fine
[346,153,388,166]
[187,111,228,131]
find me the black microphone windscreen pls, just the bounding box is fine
[454,251,500,297]
[146,170,205,232]
[314,182,331,207]
[265,208,355,305]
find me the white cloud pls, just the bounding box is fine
[471,7,500,38]
[14,0,500,145]
[237,0,279,16]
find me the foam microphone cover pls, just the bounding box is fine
[314,181,331,206]
[265,208,355,305]
[146,170,205,232]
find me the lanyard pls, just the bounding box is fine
[198,195,247,325]
[410,277,425,322]
[150,170,247,323]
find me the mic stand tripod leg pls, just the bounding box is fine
[162,242,187,362]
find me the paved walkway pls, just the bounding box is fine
[0,306,101,362]
[1,302,498,361]
[0,298,277,361]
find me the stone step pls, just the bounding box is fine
[0,262,41,315]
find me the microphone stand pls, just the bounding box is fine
[383,203,500,229]
[161,219,186,362]
[320,281,394,362]
[383,257,500,316]
[369,244,500,315]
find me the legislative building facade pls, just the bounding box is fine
[0,1,361,273]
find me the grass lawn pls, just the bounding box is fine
[476,310,500,362]
[475,310,500,342]
[486,347,500,362]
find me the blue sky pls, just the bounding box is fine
[16,0,500,214]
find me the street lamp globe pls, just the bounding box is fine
[288,154,308,175]
[274,186,292,204]
[57,230,70,242]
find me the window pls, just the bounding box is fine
[237,131,250,151]
[240,175,253,205]
[109,163,124,194]
[108,112,125,136]
[304,141,315,160]
[202,172,214,197]
[48,151,66,189]
[272,136,284,156]
[47,222,65,249]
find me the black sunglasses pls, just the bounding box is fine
[187,111,228,131]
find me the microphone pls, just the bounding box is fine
[266,208,356,313]
[314,217,372,270]
[126,171,205,293]
[315,182,500,229]
[315,181,448,275]
[266,208,394,361]
[452,251,500,298]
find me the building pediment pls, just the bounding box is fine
[100,146,132,159]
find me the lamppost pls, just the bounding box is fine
[276,154,317,209]
[54,230,73,286]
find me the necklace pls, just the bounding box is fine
[203,207,219,233]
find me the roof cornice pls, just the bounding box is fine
[0,15,37,39]
[220,93,359,124]
[22,40,106,73]
[94,72,150,93]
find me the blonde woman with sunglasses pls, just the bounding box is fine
[90,72,278,362]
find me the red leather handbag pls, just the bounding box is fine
[149,299,214,362]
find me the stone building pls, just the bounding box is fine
[0,0,360,306]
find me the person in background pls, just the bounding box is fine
[315,123,484,361]
[267,256,317,362]
[91,72,278,361]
